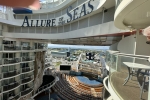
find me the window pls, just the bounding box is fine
[21,42,30,47]
[3,53,16,58]
[21,53,29,57]
[3,40,16,45]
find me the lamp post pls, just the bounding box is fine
[49,89,51,100]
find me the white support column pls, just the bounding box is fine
[133,29,139,63]
[49,89,51,100]
[102,7,105,24]
[148,72,150,100]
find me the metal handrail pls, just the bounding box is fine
[22,67,33,73]
[22,46,35,50]
[3,44,21,50]
[21,87,33,96]
[31,76,58,98]
[3,58,21,64]
[3,81,20,91]
[21,76,33,84]
[2,69,20,78]
[40,0,66,9]
[21,56,35,62]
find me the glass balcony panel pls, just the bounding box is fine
[108,53,149,100]
[22,56,35,62]
[12,93,20,100]
[38,45,47,50]
[22,76,33,84]
[0,87,2,93]
[3,92,20,100]
[0,30,2,36]
[40,0,66,9]
[0,12,7,20]
[3,70,20,78]
[22,46,35,50]
[3,44,21,51]
[0,60,2,65]
[21,87,33,96]
[22,67,33,73]
[3,81,20,91]
[3,58,21,64]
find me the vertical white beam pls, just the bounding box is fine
[148,72,150,100]
[133,29,139,63]
[102,7,105,24]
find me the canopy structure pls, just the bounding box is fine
[13,8,32,14]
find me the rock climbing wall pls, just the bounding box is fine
[34,51,45,93]
[19,51,46,100]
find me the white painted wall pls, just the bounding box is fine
[136,35,150,56]
[118,34,150,55]
[109,42,118,51]
[4,21,127,39]
[117,35,136,54]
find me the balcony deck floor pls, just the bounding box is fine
[111,72,148,100]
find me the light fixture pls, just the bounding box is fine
[130,29,133,32]
[128,26,132,28]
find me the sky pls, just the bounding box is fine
[48,44,109,50]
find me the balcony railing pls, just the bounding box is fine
[32,76,58,98]
[0,30,2,36]
[3,44,21,51]
[2,44,35,51]
[3,81,20,91]
[22,67,33,73]
[22,76,33,84]
[21,87,33,96]
[3,93,20,100]
[22,56,34,62]
[22,46,34,50]
[106,51,150,100]
[0,87,2,93]
[0,60,2,65]
[36,46,47,50]
[12,93,20,100]
[2,70,20,78]
[3,58,21,64]
[0,12,7,20]
[40,0,66,9]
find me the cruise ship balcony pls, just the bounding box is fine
[0,60,2,65]
[3,92,20,100]
[22,67,34,73]
[0,30,2,36]
[22,46,34,50]
[8,93,20,100]
[0,11,7,20]
[105,51,150,100]
[35,43,47,50]
[35,46,47,50]
[21,87,33,96]
[0,87,2,93]
[22,56,34,62]
[3,58,21,64]
[2,69,20,78]
[40,0,66,9]
[3,81,20,91]
[22,76,33,84]
[3,44,21,51]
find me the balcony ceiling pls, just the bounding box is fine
[123,0,150,29]
[115,0,150,30]
[49,32,133,46]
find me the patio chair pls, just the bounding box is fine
[140,70,149,99]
